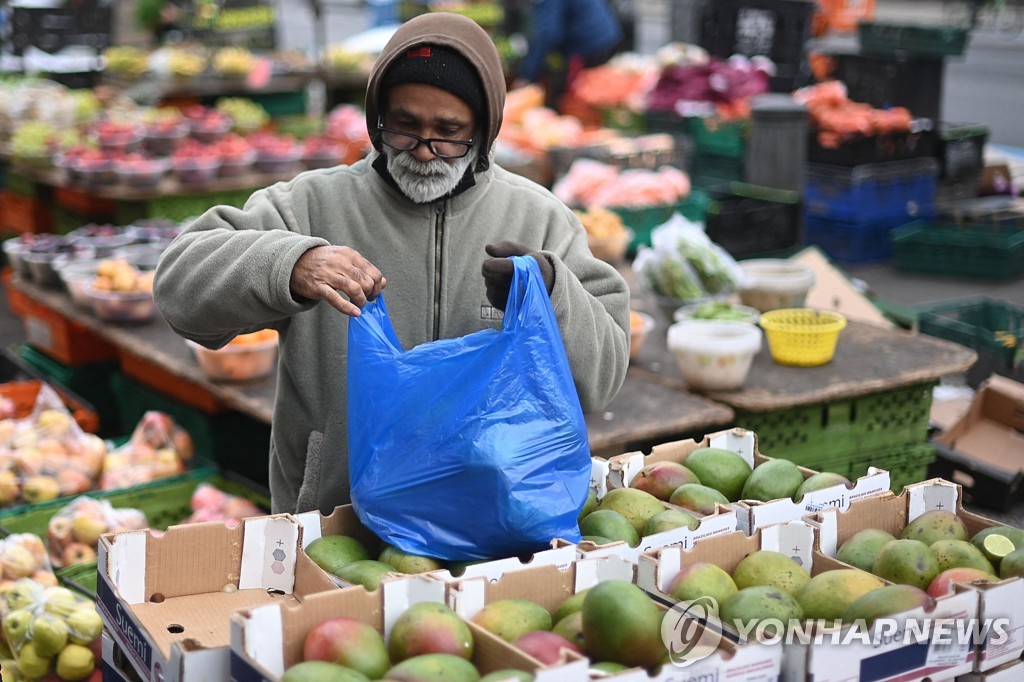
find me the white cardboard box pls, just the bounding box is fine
[97,514,337,682]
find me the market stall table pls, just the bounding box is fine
[6,275,734,458]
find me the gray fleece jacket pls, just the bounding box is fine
[153,13,630,515]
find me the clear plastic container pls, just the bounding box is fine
[673,301,761,324]
[629,311,655,361]
[666,320,763,391]
[187,334,279,381]
[738,259,816,312]
[254,147,302,175]
[219,149,257,177]
[588,228,633,263]
[144,120,190,157]
[112,243,165,271]
[84,284,156,323]
[172,156,222,186]
[58,262,103,309]
[2,239,28,278]
[114,157,172,189]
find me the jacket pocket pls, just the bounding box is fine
[295,430,324,513]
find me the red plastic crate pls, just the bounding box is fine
[117,349,225,415]
[54,187,118,219]
[1,190,54,234]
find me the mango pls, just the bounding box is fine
[581,581,664,668]
[472,599,551,642]
[682,448,752,502]
[514,630,582,665]
[972,526,1024,567]
[842,584,934,626]
[581,536,614,545]
[793,472,851,502]
[930,539,996,574]
[553,589,589,624]
[303,617,390,679]
[667,562,738,613]
[720,586,803,639]
[336,560,395,591]
[579,509,640,547]
[642,509,699,537]
[447,560,487,578]
[732,550,810,596]
[629,461,701,501]
[901,510,968,546]
[383,653,480,681]
[999,547,1024,579]
[795,569,886,622]
[837,529,897,573]
[282,661,370,682]
[668,483,729,515]
[928,567,1000,598]
[578,488,598,523]
[740,459,804,502]
[389,602,473,662]
[306,536,370,577]
[596,488,666,535]
[552,611,585,650]
[379,545,445,574]
[872,539,940,590]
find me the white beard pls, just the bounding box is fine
[385,145,478,204]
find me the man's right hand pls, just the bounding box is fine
[290,245,386,317]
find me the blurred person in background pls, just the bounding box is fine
[154,12,630,515]
[514,0,625,109]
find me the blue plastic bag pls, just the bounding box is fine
[347,256,590,561]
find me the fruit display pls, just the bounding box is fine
[212,47,256,78]
[113,153,172,189]
[102,46,150,80]
[300,135,346,170]
[187,329,279,381]
[216,97,269,135]
[171,139,223,185]
[0,534,56,585]
[575,207,631,262]
[249,132,302,174]
[0,576,103,680]
[325,104,372,156]
[167,47,208,79]
[323,45,373,75]
[142,107,190,157]
[85,259,157,323]
[45,496,147,568]
[10,121,61,166]
[100,411,193,491]
[183,482,265,524]
[0,384,107,507]
[215,133,257,177]
[183,105,232,144]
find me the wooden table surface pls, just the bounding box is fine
[10,276,735,456]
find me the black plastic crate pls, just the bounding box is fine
[807,125,937,167]
[929,439,1023,512]
[830,51,945,123]
[700,0,816,83]
[703,182,802,258]
[858,21,970,58]
[916,297,1024,388]
[936,122,989,182]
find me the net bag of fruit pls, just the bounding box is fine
[348,256,590,561]
[100,411,194,490]
[45,496,147,569]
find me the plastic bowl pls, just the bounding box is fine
[759,308,848,367]
[666,320,763,391]
[70,232,136,259]
[172,156,222,186]
[22,251,65,288]
[254,147,303,175]
[738,259,816,313]
[84,283,156,323]
[3,240,28,278]
[673,301,761,324]
[588,228,633,263]
[59,263,102,309]
[114,157,172,189]
[187,333,279,381]
[144,120,190,156]
[629,311,655,361]
[219,149,257,177]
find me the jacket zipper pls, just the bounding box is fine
[432,204,444,341]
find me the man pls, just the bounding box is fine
[154,12,630,515]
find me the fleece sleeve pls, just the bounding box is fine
[153,181,330,349]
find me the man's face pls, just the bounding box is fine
[381,82,478,204]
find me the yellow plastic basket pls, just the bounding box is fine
[759,308,848,367]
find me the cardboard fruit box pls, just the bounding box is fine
[96,514,337,682]
[229,574,541,682]
[637,518,980,682]
[608,427,891,535]
[809,478,1024,673]
[448,555,782,681]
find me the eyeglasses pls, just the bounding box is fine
[377,120,475,159]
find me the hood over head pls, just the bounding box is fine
[366,12,506,172]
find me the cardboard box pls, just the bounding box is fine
[957,658,1024,681]
[931,375,1024,510]
[810,479,1024,673]
[230,574,539,682]
[449,556,782,682]
[97,514,337,682]
[637,516,980,681]
[102,632,140,682]
[792,246,895,329]
[608,428,891,535]
[297,504,578,584]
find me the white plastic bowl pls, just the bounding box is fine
[738,259,815,313]
[187,334,278,381]
[629,311,655,361]
[666,320,762,391]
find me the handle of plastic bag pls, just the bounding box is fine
[501,255,547,331]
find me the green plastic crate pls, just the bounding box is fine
[4,172,39,198]
[115,187,256,224]
[858,21,970,57]
[614,188,711,251]
[689,117,747,159]
[811,443,936,494]
[891,220,1024,280]
[735,382,937,466]
[689,154,745,190]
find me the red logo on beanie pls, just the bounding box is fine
[406,47,432,59]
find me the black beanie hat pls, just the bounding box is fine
[379,44,485,118]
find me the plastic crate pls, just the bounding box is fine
[689,116,748,159]
[804,157,939,222]
[807,126,936,167]
[734,381,936,465]
[858,21,970,57]
[828,51,945,122]
[0,189,54,234]
[891,220,1024,280]
[916,297,1024,388]
[703,182,802,258]
[612,188,711,251]
[54,187,118,220]
[549,133,689,180]
[936,122,989,183]
[114,187,256,224]
[929,438,1022,512]
[700,0,816,76]
[811,443,936,494]
[804,211,920,264]
[690,154,746,189]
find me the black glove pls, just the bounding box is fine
[481,241,555,311]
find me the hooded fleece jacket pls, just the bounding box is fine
[153,12,631,516]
